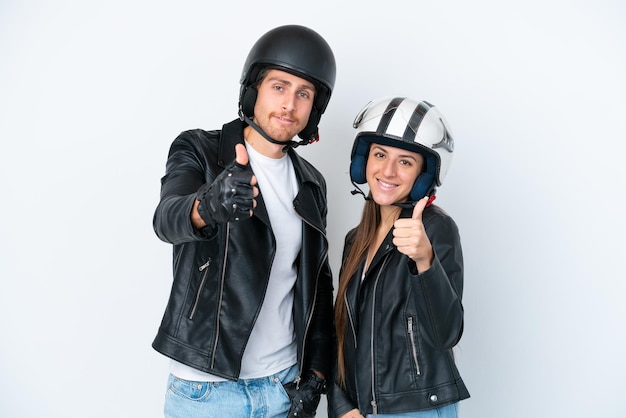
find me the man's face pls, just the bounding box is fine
[252,69,316,142]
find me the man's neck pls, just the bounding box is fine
[243,126,289,159]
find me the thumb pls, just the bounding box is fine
[234,143,249,167]
[412,196,429,220]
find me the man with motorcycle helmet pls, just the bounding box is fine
[152,25,336,418]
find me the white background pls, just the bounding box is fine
[1,1,625,417]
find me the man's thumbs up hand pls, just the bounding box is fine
[195,143,258,228]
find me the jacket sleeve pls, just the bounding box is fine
[411,207,465,350]
[153,130,217,245]
[306,257,335,378]
[327,379,357,418]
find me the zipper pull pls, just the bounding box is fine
[199,259,211,271]
[294,375,302,390]
[371,400,378,415]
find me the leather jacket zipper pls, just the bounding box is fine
[368,255,390,416]
[407,316,421,375]
[344,291,361,409]
[296,217,328,385]
[346,293,358,351]
[189,258,211,319]
[211,223,231,368]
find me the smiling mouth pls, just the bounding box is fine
[377,179,398,189]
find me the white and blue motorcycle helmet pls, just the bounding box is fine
[350,96,455,202]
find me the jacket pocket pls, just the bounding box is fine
[189,258,211,320]
[407,316,421,376]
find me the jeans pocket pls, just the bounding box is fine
[277,364,299,399]
[167,375,213,401]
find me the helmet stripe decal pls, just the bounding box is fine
[403,101,432,141]
[376,97,405,135]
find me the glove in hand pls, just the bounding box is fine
[284,372,326,418]
[196,160,255,227]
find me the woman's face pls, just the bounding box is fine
[366,143,425,206]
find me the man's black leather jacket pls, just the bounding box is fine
[327,205,470,417]
[152,119,335,380]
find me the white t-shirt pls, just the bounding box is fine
[170,141,302,381]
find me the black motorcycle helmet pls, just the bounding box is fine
[238,25,336,143]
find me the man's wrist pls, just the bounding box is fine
[306,371,327,393]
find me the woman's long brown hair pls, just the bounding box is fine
[334,197,380,387]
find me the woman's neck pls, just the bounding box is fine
[379,205,402,231]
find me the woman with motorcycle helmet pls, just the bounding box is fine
[328,97,470,418]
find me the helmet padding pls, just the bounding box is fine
[350,135,438,201]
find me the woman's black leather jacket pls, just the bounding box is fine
[328,205,470,417]
[152,119,335,380]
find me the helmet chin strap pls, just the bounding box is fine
[241,114,308,153]
[393,195,436,209]
[350,181,371,201]
[392,201,418,209]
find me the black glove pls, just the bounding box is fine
[283,371,326,418]
[196,160,255,228]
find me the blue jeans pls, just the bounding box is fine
[366,403,459,418]
[164,364,299,418]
